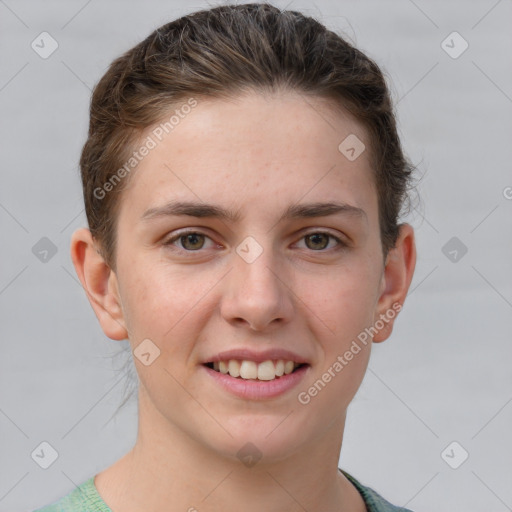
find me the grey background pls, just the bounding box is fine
[1,1,511,511]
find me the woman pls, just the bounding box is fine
[35,3,417,511]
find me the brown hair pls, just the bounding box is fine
[80,2,416,272]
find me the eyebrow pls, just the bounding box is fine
[140,200,367,223]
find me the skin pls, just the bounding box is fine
[71,90,416,512]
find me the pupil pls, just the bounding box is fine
[306,233,328,250]
[182,233,204,250]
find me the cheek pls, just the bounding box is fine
[119,268,207,401]
[119,260,216,352]
[297,262,380,341]
[296,274,375,413]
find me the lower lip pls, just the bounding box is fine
[201,364,310,400]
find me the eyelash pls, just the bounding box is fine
[162,229,347,254]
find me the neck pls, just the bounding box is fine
[94,388,366,512]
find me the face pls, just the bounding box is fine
[110,91,388,462]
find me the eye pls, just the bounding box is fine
[163,229,346,254]
[296,231,345,251]
[163,230,216,251]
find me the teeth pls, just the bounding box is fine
[240,360,258,379]
[257,360,276,381]
[210,359,302,380]
[284,360,294,374]
[228,359,240,377]
[275,360,284,377]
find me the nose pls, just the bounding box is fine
[220,244,293,332]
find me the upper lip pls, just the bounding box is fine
[202,348,310,365]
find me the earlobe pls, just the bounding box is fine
[70,228,128,341]
[372,223,416,343]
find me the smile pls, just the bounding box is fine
[202,361,310,400]
[204,359,306,381]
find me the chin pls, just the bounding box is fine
[203,416,310,466]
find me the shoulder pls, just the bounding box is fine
[340,469,416,512]
[32,476,112,512]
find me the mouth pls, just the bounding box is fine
[203,360,309,381]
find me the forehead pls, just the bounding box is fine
[119,90,377,224]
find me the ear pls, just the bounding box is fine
[372,223,416,343]
[70,227,128,341]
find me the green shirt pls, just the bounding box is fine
[33,469,414,511]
